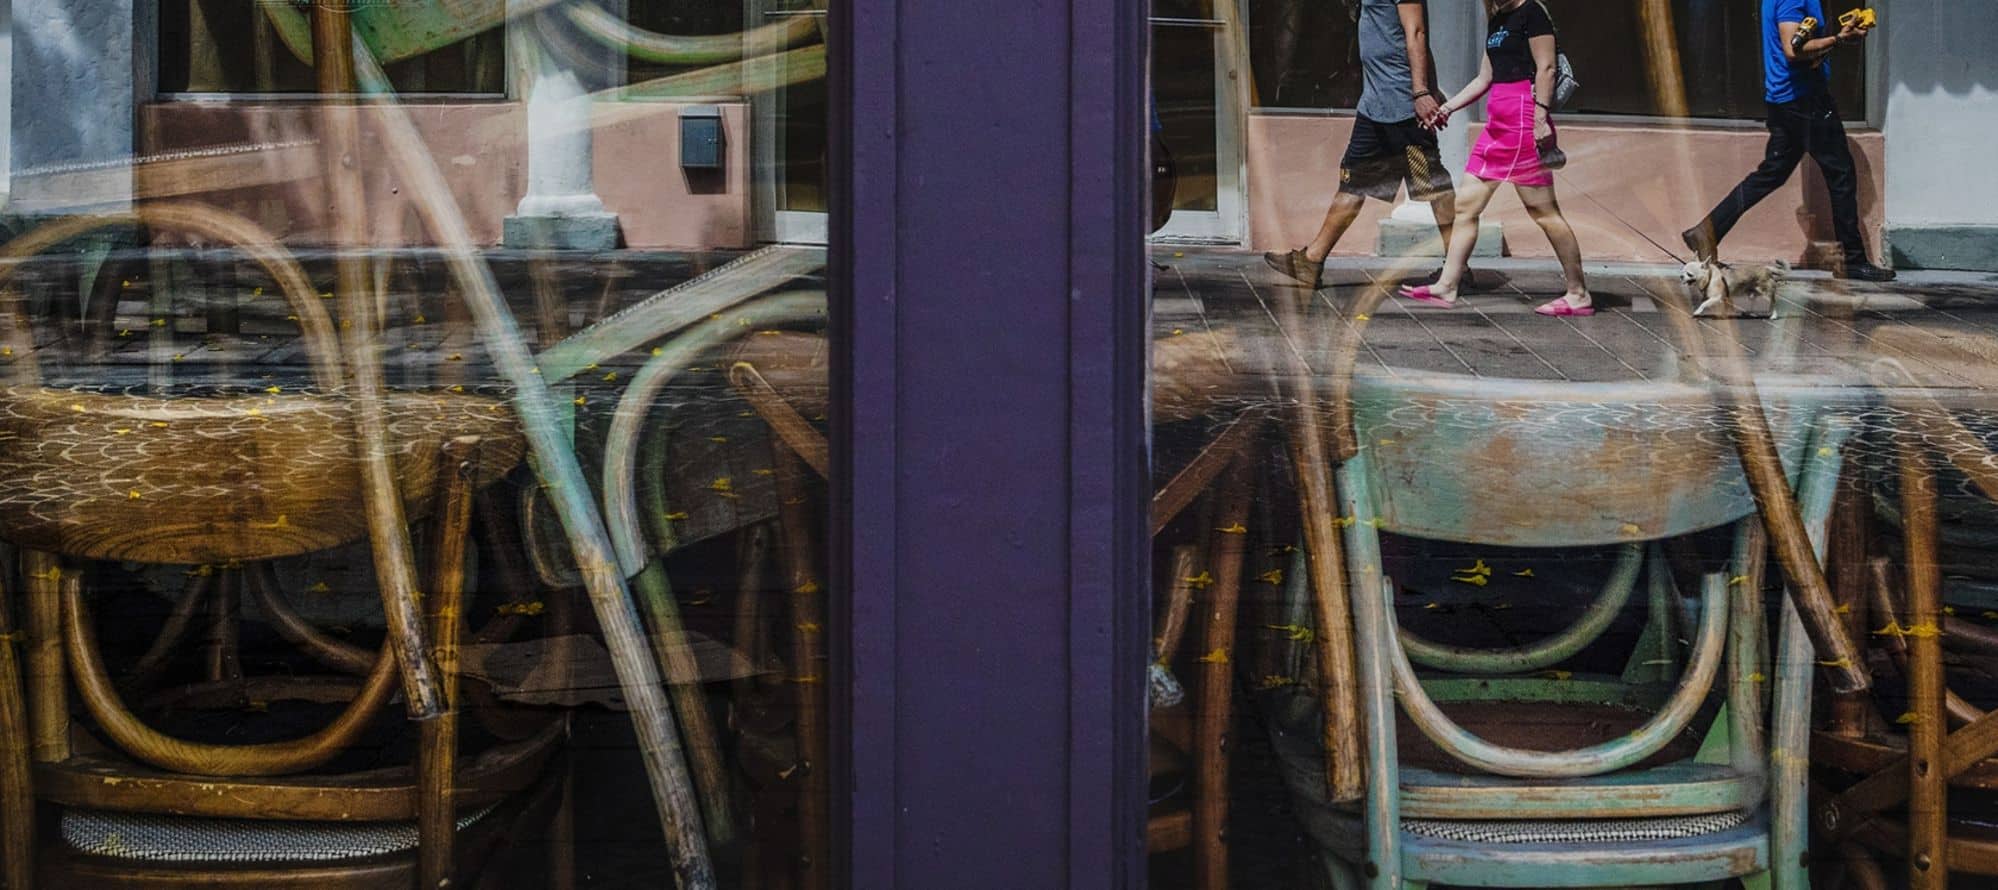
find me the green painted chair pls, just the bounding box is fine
[1271,369,1852,890]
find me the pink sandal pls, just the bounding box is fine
[1535,296,1595,317]
[1396,285,1460,309]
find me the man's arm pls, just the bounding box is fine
[1399,1,1442,125]
[1777,11,1864,63]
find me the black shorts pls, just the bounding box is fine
[1339,116,1452,202]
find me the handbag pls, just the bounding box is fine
[1538,135,1568,172]
[1535,1,1581,110]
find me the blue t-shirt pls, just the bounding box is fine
[1765,0,1830,103]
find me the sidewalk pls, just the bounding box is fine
[1152,247,1998,387]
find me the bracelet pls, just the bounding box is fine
[1413,90,1435,100]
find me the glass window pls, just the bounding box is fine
[8,3,832,887]
[159,0,505,94]
[1246,0,1364,110]
[1552,0,1867,119]
[1150,2,1908,888]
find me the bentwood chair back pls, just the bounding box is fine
[1271,367,1851,890]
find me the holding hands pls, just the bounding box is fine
[1415,91,1450,130]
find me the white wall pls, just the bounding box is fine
[1882,0,1998,267]
[7,0,142,212]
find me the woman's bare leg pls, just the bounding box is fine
[1516,183,1590,306]
[1411,175,1496,302]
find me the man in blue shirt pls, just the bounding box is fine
[1682,0,1893,280]
[1265,0,1455,290]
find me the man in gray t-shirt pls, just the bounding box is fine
[1265,0,1459,290]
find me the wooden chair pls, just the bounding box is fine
[1267,367,1851,890]
[1810,324,1998,889]
[0,203,561,888]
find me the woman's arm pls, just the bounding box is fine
[1529,33,1557,140]
[1439,55,1493,118]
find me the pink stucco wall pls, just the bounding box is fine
[1247,112,1887,266]
[139,99,753,251]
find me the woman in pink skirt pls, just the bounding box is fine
[1399,0,1593,316]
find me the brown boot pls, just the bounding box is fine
[1263,249,1323,289]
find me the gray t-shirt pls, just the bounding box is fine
[1356,0,1424,123]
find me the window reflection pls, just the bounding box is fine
[4,3,830,887]
[1150,1,1956,887]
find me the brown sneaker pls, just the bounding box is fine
[1263,249,1323,290]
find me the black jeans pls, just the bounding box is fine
[1702,93,1866,261]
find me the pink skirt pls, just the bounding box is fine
[1465,79,1553,187]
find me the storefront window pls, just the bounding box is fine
[1151,1,1930,888]
[5,3,831,887]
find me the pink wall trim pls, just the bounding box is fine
[1247,112,1887,265]
[139,99,753,251]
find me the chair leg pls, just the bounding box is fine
[204,567,243,685]
[0,554,36,890]
[548,744,577,890]
[1901,448,1947,890]
[1739,873,1772,890]
[773,448,828,890]
[419,438,481,889]
[1193,456,1254,890]
[21,551,66,765]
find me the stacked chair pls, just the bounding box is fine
[1811,324,1998,889]
[0,203,562,888]
[1247,271,1861,889]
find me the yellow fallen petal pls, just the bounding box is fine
[1265,623,1313,643]
[795,580,822,595]
[1537,670,1573,681]
[1197,647,1229,664]
[1257,569,1285,585]
[127,490,142,500]
[1184,571,1215,590]
[1513,568,1535,578]
[1896,712,1921,725]
[1217,522,1248,534]
[664,511,689,521]
[1450,574,1489,587]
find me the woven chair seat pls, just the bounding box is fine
[1402,810,1750,846]
[59,805,496,864]
[0,385,523,563]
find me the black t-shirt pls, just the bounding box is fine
[1486,1,1554,84]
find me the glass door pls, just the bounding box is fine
[1152,0,1245,243]
[749,0,829,244]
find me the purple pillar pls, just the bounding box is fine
[831,0,1152,885]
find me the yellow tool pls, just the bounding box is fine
[1839,7,1877,30]
[1792,16,1819,54]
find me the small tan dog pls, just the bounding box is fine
[1682,259,1789,318]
